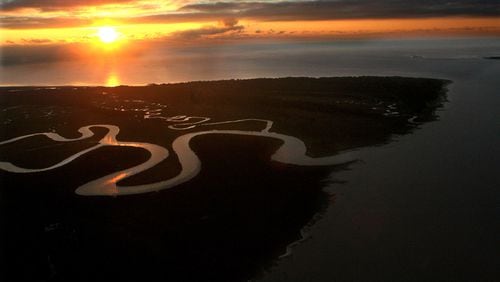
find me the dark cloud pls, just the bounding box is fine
[0,0,134,11]
[0,43,71,65]
[22,38,52,44]
[0,15,91,29]
[171,19,244,40]
[180,0,500,20]
[221,18,239,27]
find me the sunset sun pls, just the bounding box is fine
[97,27,119,43]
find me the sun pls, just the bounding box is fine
[97,27,119,43]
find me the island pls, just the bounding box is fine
[0,77,449,282]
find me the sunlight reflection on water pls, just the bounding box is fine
[2,38,499,86]
[106,73,120,87]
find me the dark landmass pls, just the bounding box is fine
[0,77,448,282]
[484,56,500,60]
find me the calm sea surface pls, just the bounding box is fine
[1,37,499,86]
[2,38,499,280]
[254,38,500,281]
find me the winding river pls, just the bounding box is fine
[0,120,353,196]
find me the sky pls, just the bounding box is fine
[0,0,499,67]
[1,0,499,44]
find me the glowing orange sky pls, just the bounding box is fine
[1,0,499,46]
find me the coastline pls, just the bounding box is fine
[0,76,448,281]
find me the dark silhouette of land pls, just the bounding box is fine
[0,77,448,282]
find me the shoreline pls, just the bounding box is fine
[0,76,449,281]
[0,75,451,89]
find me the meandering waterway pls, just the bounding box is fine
[0,119,353,196]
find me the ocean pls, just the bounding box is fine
[1,37,499,86]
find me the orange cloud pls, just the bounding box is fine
[1,1,499,46]
[1,0,134,11]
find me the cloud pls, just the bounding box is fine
[221,18,239,27]
[0,43,71,65]
[1,0,499,30]
[0,0,134,11]
[0,16,91,29]
[180,0,500,21]
[171,19,244,40]
[22,38,52,44]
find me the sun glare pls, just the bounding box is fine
[106,73,120,87]
[97,27,119,43]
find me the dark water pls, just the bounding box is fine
[243,38,500,281]
[1,38,499,280]
[257,44,500,281]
